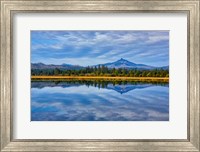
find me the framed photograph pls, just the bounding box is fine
[0,0,199,151]
[31,30,170,121]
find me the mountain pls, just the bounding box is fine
[159,66,169,70]
[95,58,156,70]
[31,59,168,70]
[31,63,83,70]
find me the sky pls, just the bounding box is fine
[31,31,169,67]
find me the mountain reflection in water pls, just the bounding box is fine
[31,80,168,94]
[31,80,169,121]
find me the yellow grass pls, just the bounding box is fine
[31,76,169,82]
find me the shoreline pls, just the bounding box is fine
[31,76,169,82]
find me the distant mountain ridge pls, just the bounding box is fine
[95,58,156,70]
[31,62,83,70]
[31,58,168,70]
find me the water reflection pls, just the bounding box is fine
[31,80,169,121]
[31,80,168,94]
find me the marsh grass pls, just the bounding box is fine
[31,76,169,83]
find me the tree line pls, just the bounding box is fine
[31,65,169,77]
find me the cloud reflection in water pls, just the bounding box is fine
[31,81,169,121]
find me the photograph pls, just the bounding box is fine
[31,30,169,121]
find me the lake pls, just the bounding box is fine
[31,80,169,121]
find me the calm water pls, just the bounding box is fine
[31,80,169,121]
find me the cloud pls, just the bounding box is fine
[31,31,169,66]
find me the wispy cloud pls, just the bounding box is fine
[31,31,169,66]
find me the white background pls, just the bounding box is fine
[13,13,187,139]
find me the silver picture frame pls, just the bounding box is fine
[0,0,199,151]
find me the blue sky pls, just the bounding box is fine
[31,31,169,67]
